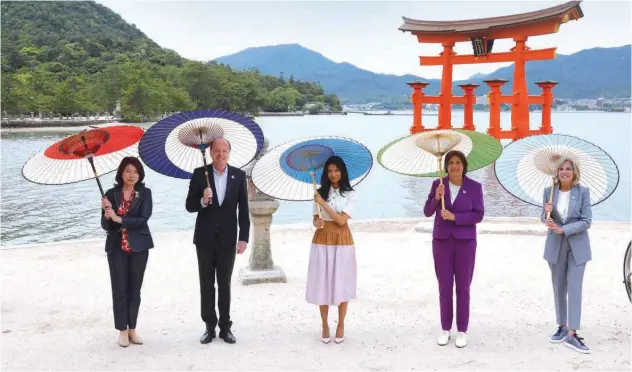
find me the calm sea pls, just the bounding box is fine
[1,111,630,246]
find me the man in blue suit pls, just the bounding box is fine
[185,137,250,345]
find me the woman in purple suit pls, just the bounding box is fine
[423,150,485,349]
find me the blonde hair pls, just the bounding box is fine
[554,157,580,185]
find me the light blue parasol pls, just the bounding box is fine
[494,133,619,208]
[251,136,373,201]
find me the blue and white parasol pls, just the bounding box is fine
[494,133,619,207]
[138,110,264,180]
[251,136,373,201]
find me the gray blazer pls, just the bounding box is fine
[541,184,592,265]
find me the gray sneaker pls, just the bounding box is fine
[550,326,568,343]
[564,333,591,354]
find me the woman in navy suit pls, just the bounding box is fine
[423,150,485,349]
[101,156,154,347]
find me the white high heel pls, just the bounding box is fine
[335,327,345,343]
[321,327,331,343]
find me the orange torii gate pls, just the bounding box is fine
[400,0,584,140]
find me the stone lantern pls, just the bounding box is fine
[239,137,287,285]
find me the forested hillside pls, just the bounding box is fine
[0,1,341,121]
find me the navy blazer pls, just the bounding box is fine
[185,164,250,248]
[541,184,592,265]
[101,185,154,253]
[423,176,485,240]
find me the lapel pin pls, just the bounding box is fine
[463,190,467,194]
[231,175,235,179]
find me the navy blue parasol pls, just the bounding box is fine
[138,110,264,180]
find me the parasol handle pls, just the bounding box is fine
[87,156,105,198]
[437,156,445,211]
[80,135,105,199]
[436,135,445,210]
[310,171,323,229]
[200,148,212,204]
[546,176,555,219]
[199,133,212,189]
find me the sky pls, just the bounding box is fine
[98,0,632,80]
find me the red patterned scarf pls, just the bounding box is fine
[117,191,135,253]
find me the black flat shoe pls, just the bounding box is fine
[219,329,236,344]
[200,329,216,344]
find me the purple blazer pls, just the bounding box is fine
[423,176,485,240]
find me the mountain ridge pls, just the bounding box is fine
[215,43,632,103]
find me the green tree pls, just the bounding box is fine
[323,93,342,112]
[308,103,324,115]
[263,86,302,112]
[50,75,92,115]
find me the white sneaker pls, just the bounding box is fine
[455,332,467,348]
[437,330,450,346]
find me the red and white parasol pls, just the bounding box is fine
[21,125,145,197]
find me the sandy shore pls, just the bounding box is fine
[2,218,631,371]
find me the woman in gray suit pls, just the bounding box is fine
[542,157,592,354]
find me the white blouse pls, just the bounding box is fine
[448,181,460,204]
[313,188,356,221]
[557,190,571,222]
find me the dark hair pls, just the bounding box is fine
[318,156,354,199]
[210,137,231,152]
[444,150,468,176]
[114,156,145,188]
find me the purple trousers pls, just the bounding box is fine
[432,236,477,332]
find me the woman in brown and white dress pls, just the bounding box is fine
[306,155,357,344]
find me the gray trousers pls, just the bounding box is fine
[549,236,586,330]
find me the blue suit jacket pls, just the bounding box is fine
[185,165,250,247]
[541,184,592,265]
[101,185,154,253]
[423,176,485,240]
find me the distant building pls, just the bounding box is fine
[596,97,604,109]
